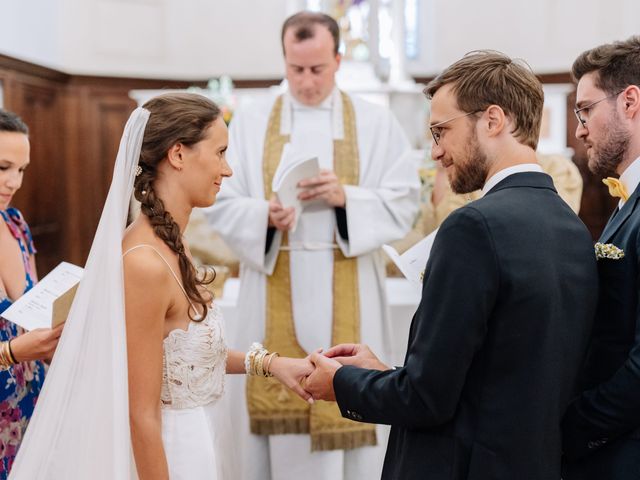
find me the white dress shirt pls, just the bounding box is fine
[482,163,544,196]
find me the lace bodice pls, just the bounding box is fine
[161,303,227,409]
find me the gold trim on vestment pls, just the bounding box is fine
[247,92,376,451]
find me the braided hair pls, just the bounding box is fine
[136,93,220,321]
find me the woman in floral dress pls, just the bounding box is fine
[0,109,63,478]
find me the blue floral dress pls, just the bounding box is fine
[0,208,46,478]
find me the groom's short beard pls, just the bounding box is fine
[589,115,631,178]
[451,132,490,194]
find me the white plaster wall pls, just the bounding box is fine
[407,0,640,76]
[56,0,289,79]
[0,0,638,79]
[0,0,63,69]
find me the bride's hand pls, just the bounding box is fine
[268,356,315,404]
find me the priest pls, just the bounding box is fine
[204,11,420,480]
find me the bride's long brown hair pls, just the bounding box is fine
[134,93,220,321]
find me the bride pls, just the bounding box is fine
[9,93,314,479]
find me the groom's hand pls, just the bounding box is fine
[324,343,390,371]
[304,352,342,401]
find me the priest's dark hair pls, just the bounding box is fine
[281,11,340,56]
[134,93,219,321]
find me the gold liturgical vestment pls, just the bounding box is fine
[246,92,377,451]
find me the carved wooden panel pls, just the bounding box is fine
[3,80,64,276]
[70,89,136,263]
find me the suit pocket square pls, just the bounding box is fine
[594,242,625,260]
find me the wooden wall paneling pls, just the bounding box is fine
[0,54,68,84]
[4,79,65,276]
[88,90,137,203]
[71,86,105,265]
[70,87,137,264]
[61,86,86,266]
[0,70,18,109]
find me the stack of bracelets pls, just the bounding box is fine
[245,342,279,377]
[0,340,17,370]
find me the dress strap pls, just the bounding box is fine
[123,244,201,319]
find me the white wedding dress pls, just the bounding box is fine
[161,304,227,479]
[125,244,228,479]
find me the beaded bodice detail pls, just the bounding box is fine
[161,302,227,410]
[122,244,228,411]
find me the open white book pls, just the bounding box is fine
[2,262,84,331]
[272,144,320,233]
[383,229,438,286]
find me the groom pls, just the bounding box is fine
[304,51,599,479]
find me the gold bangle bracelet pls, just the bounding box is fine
[7,340,17,364]
[0,342,13,370]
[264,352,279,377]
[255,349,267,377]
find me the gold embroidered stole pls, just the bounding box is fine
[246,92,377,451]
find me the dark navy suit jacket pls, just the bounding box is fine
[333,172,598,480]
[563,181,640,479]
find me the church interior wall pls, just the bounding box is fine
[0,0,632,273]
[2,0,639,80]
[406,0,640,77]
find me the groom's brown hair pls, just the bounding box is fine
[425,50,544,150]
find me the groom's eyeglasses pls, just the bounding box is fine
[430,110,483,146]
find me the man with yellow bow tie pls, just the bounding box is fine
[562,36,640,480]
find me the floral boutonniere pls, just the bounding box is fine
[594,242,625,260]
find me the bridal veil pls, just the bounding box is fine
[10,108,149,479]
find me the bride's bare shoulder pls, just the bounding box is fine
[122,226,171,286]
[122,246,173,322]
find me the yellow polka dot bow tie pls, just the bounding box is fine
[602,177,629,201]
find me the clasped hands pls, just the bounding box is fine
[269,343,390,404]
[268,169,345,231]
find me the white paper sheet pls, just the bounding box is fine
[383,229,438,286]
[2,262,84,331]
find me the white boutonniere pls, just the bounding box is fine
[594,242,625,260]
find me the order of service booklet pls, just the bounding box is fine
[272,144,320,233]
[1,262,83,331]
[382,229,438,286]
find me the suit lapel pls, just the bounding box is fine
[599,189,640,243]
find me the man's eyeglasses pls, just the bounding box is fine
[574,90,623,128]
[430,110,483,146]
